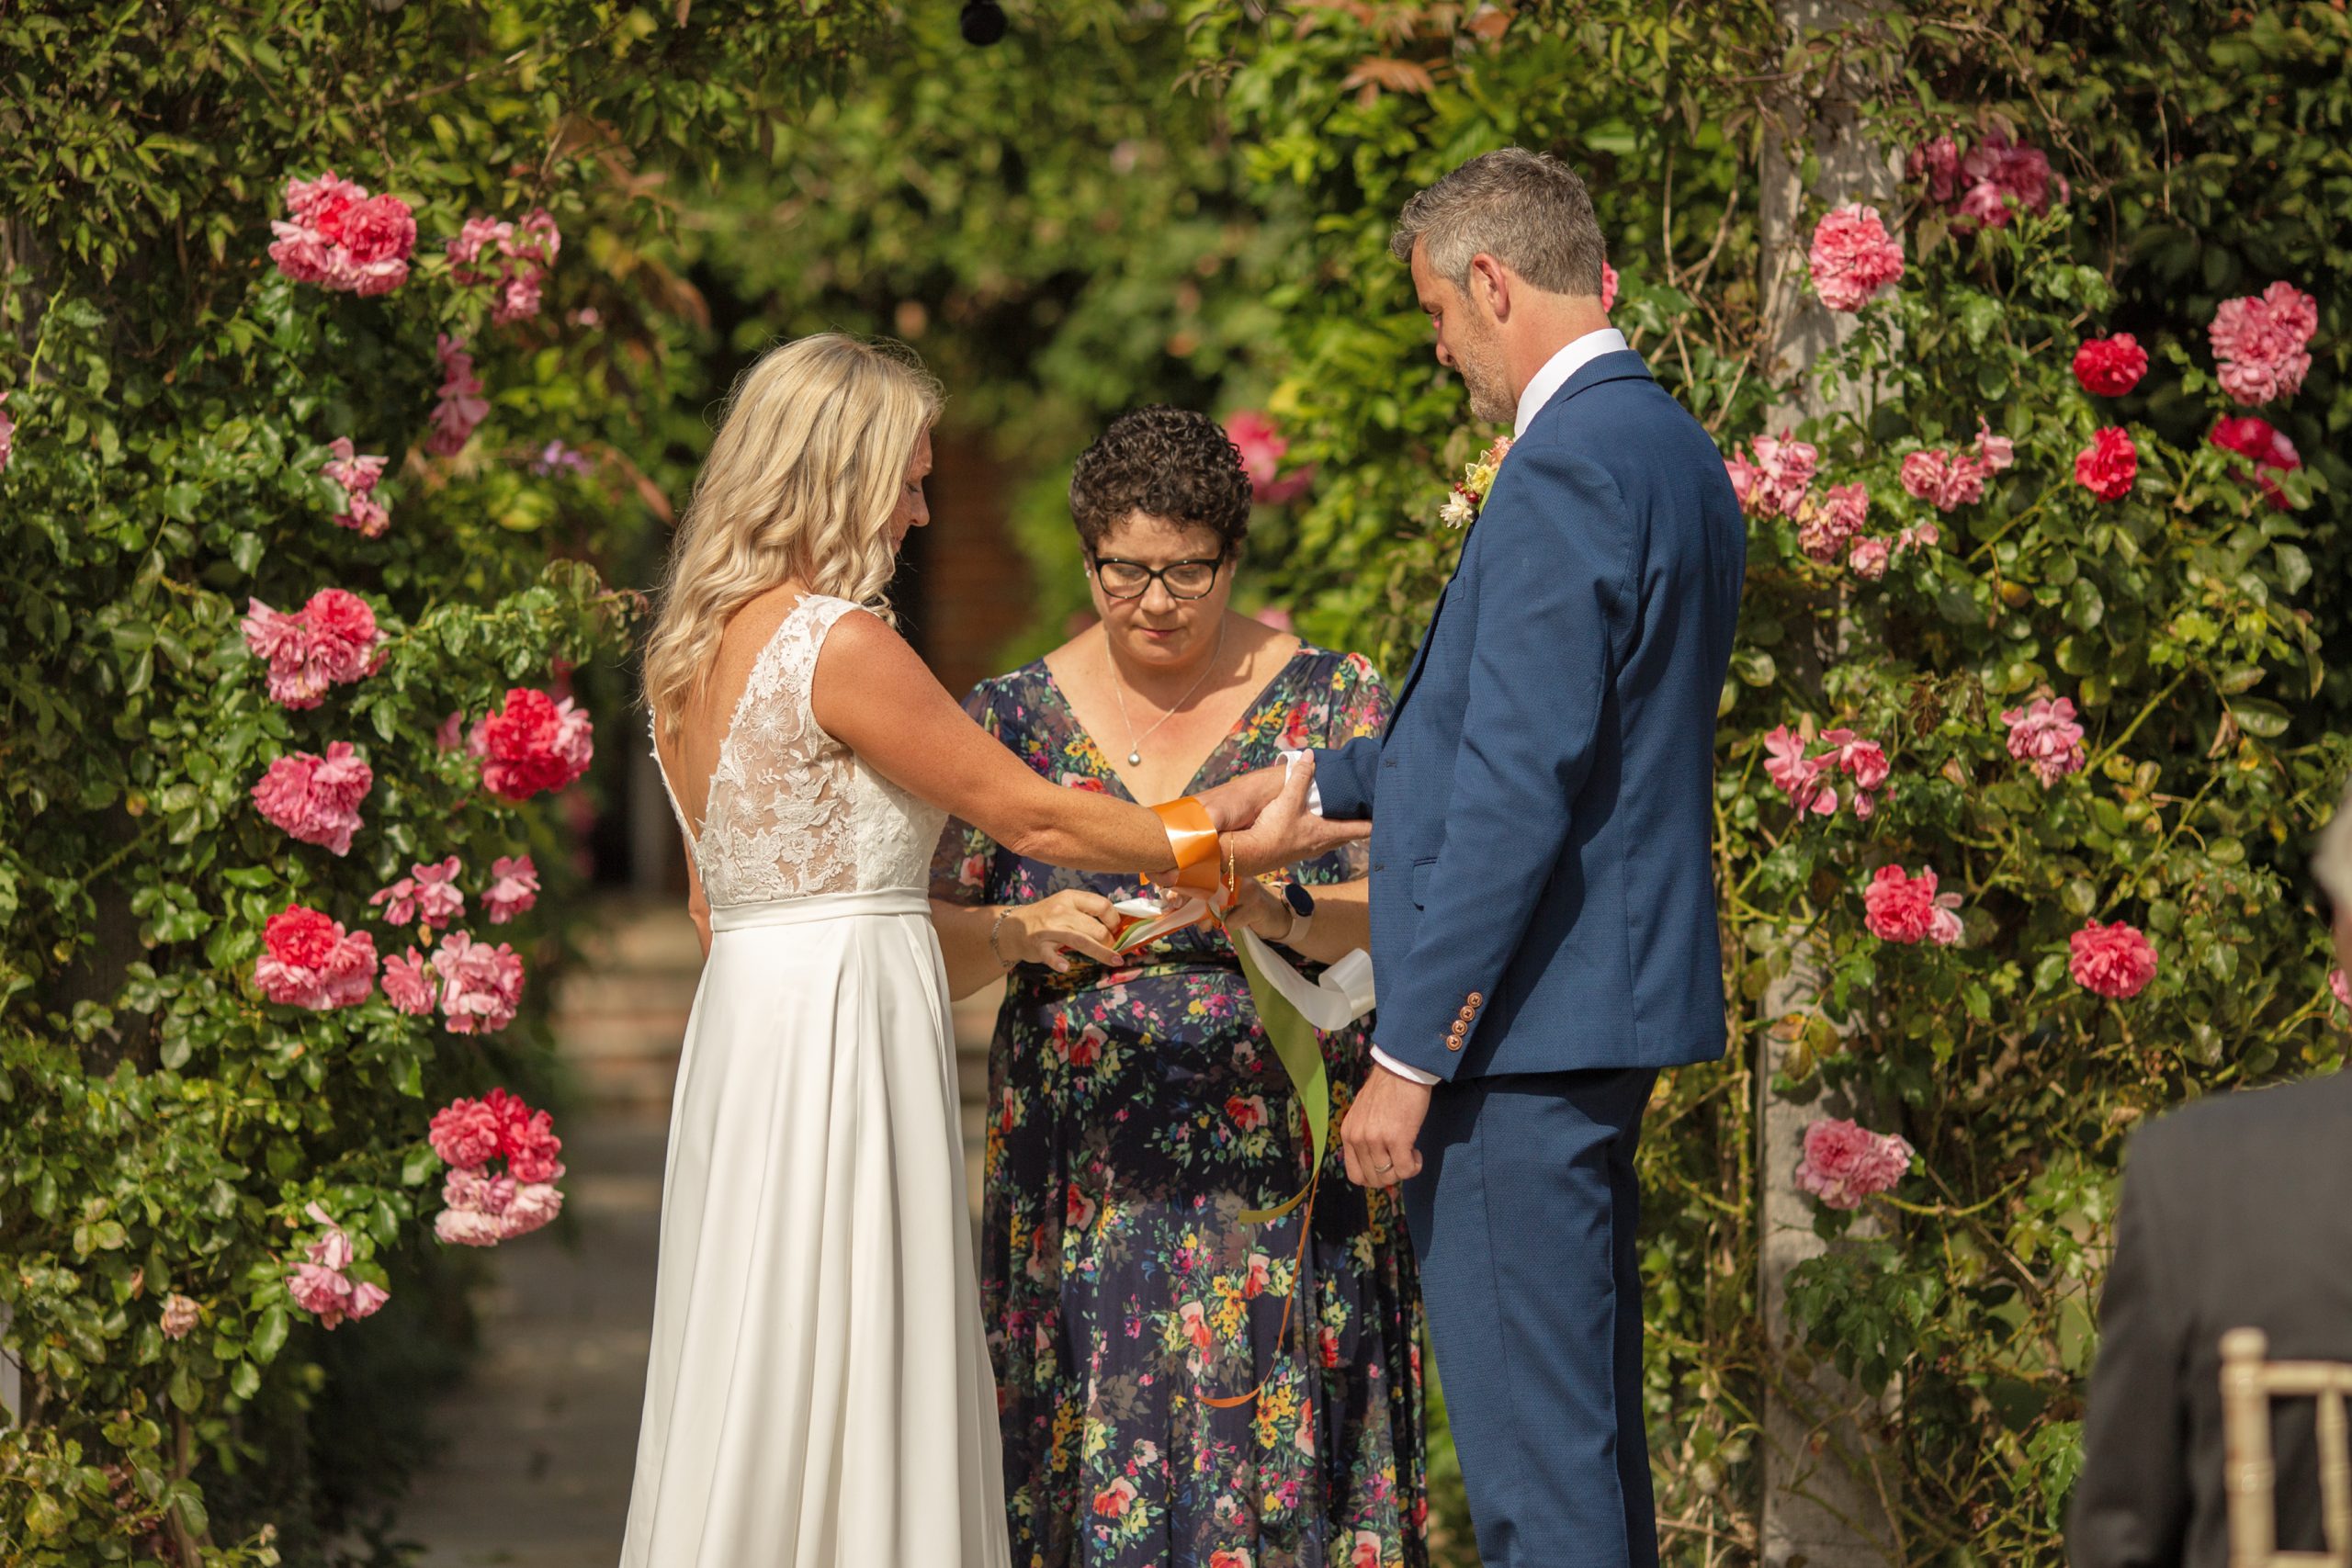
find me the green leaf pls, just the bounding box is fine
[2230,698,2290,739]
[251,1304,288,1363]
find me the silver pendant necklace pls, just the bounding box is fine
[1109,622,1224,767]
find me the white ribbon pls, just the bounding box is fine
[1234,928,1377,1030]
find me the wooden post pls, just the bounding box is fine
[1756,2,1903,1562]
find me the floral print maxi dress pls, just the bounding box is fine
[933,646,1428,1568]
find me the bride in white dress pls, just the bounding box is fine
[619,334,1354,1567]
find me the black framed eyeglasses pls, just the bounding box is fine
[1090,555,1226,601]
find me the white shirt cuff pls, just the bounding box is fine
[1277,749,1325,816]
[1370,1045,1442,1086]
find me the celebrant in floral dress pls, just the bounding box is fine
[930,408,1427,1568]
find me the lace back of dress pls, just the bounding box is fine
[687,597,863,906]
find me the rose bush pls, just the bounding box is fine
[0,2,884,1560]
[1177,1,2348,1560]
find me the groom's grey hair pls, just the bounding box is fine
[1391,148,1609,299]
[2317,772,2352,910]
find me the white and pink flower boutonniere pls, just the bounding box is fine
[1440,434,1514,528]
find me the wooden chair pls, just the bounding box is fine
[2222,1327,2352,1566]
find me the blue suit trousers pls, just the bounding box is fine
[1404,1068,1659,1568]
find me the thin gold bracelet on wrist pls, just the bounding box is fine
[988,908,1017,971]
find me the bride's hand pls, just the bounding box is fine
[996,890,1125,973]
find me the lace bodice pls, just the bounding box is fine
[652,594,947,907]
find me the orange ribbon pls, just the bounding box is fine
[1148,796,1222,897]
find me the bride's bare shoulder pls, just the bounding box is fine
[718,581,813,657]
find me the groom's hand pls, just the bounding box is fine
[1227,756,1369,875]
[1341,1065,1432,1190]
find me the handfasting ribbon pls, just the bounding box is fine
[1148,795,1223,897]
[1201,919,1379,1411]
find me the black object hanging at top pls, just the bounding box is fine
[960,0,1008,44]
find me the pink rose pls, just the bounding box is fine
[2074,427,2137,502]
[473,688,594,801]
[1848,536,1890,580]
[381,947,436,1016]
[0,389,14,474]
[1763,725,1838,818]
[288,1261,356,1324]
[1730,434,1817,520]
[2073,334,2147,398]
[269,172,415,295]
[2330,969,2351,1016]
[2211,415,2301,509]
[2070,920,2158,998]
[1908,136,1962,205]
[1807,205,1905,312]
[240,590,383,709]
[2001,695,2086,787]
[499,1181,564,1240]
[254,905,379,1010]
[427,333,491,457]
[1820,729,1890,791]
[250,741,373,854]
[1798,482,1868,563]
[322,436,390,537]
[1899,448,1985,513]
[1863,865,1962,947]
[429,1098,504,1169]
[2210,281,2318,407]
[1224,410,1311,505]
[413,856,465,929]
[1974,421,2016,473]
[435,1207,507,1247]
[160,1294,200,1340]
[1795,1118,1914,1210]
[434,930,525,1034]
[483,854,539,924]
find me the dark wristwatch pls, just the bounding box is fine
[1280,882,1316,946]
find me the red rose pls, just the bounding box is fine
[2072,334,2147,397]
[2073,427,2137,502]
[2210,415,2301,510]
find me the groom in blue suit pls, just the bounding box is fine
[1321,150,1745,1567]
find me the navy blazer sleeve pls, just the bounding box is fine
[1312,735,1382,821]
[1375,443,1635,1079]
[2069,1136,2192,1568]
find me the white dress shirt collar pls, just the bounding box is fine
[1512,326,1631,436]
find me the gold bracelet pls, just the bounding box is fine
[987,908,1017,971]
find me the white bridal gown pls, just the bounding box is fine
[621,593,1010,1568]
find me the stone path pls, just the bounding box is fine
[395,897,998,1567]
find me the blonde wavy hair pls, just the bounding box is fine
[642,333,942,742]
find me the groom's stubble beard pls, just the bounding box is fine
[1452,319,1514,425]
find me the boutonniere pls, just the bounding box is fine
[1439,434,1514,528]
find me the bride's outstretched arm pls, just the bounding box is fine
[813,609,1367,873]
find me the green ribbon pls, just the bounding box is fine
[1231,931,1329,1225]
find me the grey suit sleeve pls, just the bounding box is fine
[2069,1141,2192,1568]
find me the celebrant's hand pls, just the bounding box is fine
[1340,1064,1431,1190]
[1228,755,1368,875]
[1222,877,1296,944]
[997,890,1125,973]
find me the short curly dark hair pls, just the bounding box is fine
[1068,407,1254,557]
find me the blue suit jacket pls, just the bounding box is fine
[1315,350,1746,1080]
